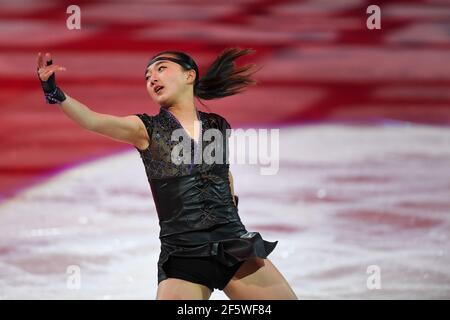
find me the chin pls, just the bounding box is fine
[157,98,172,108]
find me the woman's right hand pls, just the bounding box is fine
[36,52,67,104]
[37,52,66,81]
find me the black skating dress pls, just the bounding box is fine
[134,106,278,285]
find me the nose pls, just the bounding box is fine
[146,72,158,86]
[148,75,157,85]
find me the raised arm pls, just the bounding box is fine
[36,52,148,149]
[87,108,149,149]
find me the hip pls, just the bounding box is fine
[161,219,248,247]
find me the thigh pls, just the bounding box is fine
[223,258,298,300]
[157,278,212,300]
[157,255,214,300]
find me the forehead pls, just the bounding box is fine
[146,58,176,74]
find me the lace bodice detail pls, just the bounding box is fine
[134,107,231,180]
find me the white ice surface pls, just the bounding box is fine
[1,122,449,299]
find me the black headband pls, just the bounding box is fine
[145,56,193,76]
[145,56,200,88]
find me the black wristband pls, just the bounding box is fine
[38,59,66,104]
[43,87,66,104]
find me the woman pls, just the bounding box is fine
[36,48,298,300]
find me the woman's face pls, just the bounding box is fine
[145,56,194,107]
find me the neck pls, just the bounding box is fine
[166,102,198,119]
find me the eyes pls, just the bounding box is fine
[145,66,166,81]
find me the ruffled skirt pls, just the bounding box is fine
[157,220,278,284]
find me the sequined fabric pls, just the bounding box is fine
[134,106,278,286]
[134,107,230,179]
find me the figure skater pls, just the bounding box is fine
[36,48,298,300]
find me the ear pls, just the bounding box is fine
[185,69,196,85]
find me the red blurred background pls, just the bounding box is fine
[1,0,449,201]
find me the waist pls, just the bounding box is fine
[161,220,247,246]
[149,170,239,237]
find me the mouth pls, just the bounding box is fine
[154,86,164,94]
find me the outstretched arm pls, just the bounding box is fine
[61,95,146,147]
[36,52,147,148]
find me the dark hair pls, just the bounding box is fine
[149,47,261,108]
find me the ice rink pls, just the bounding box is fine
[1,123,449,299]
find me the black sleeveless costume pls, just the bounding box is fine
[134,106,278,291]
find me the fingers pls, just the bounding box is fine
[40,69,56,81]
[38,64,66,81]
[37,65,53,77]
[46,64,66,72]
[45,52,52,66]
[37,52,66,81]
[37,52,45,69]
[37,52,57,69]
[42,65,66,76]
[41,71,54,81]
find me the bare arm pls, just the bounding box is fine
[59,95,98,130]
[59,95,147,148]
[229,170,237,206]
[37,52,147,148]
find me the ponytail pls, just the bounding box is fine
[195,47,261,101]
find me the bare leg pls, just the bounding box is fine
[223,258,298,300]
[156,278,212,300]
